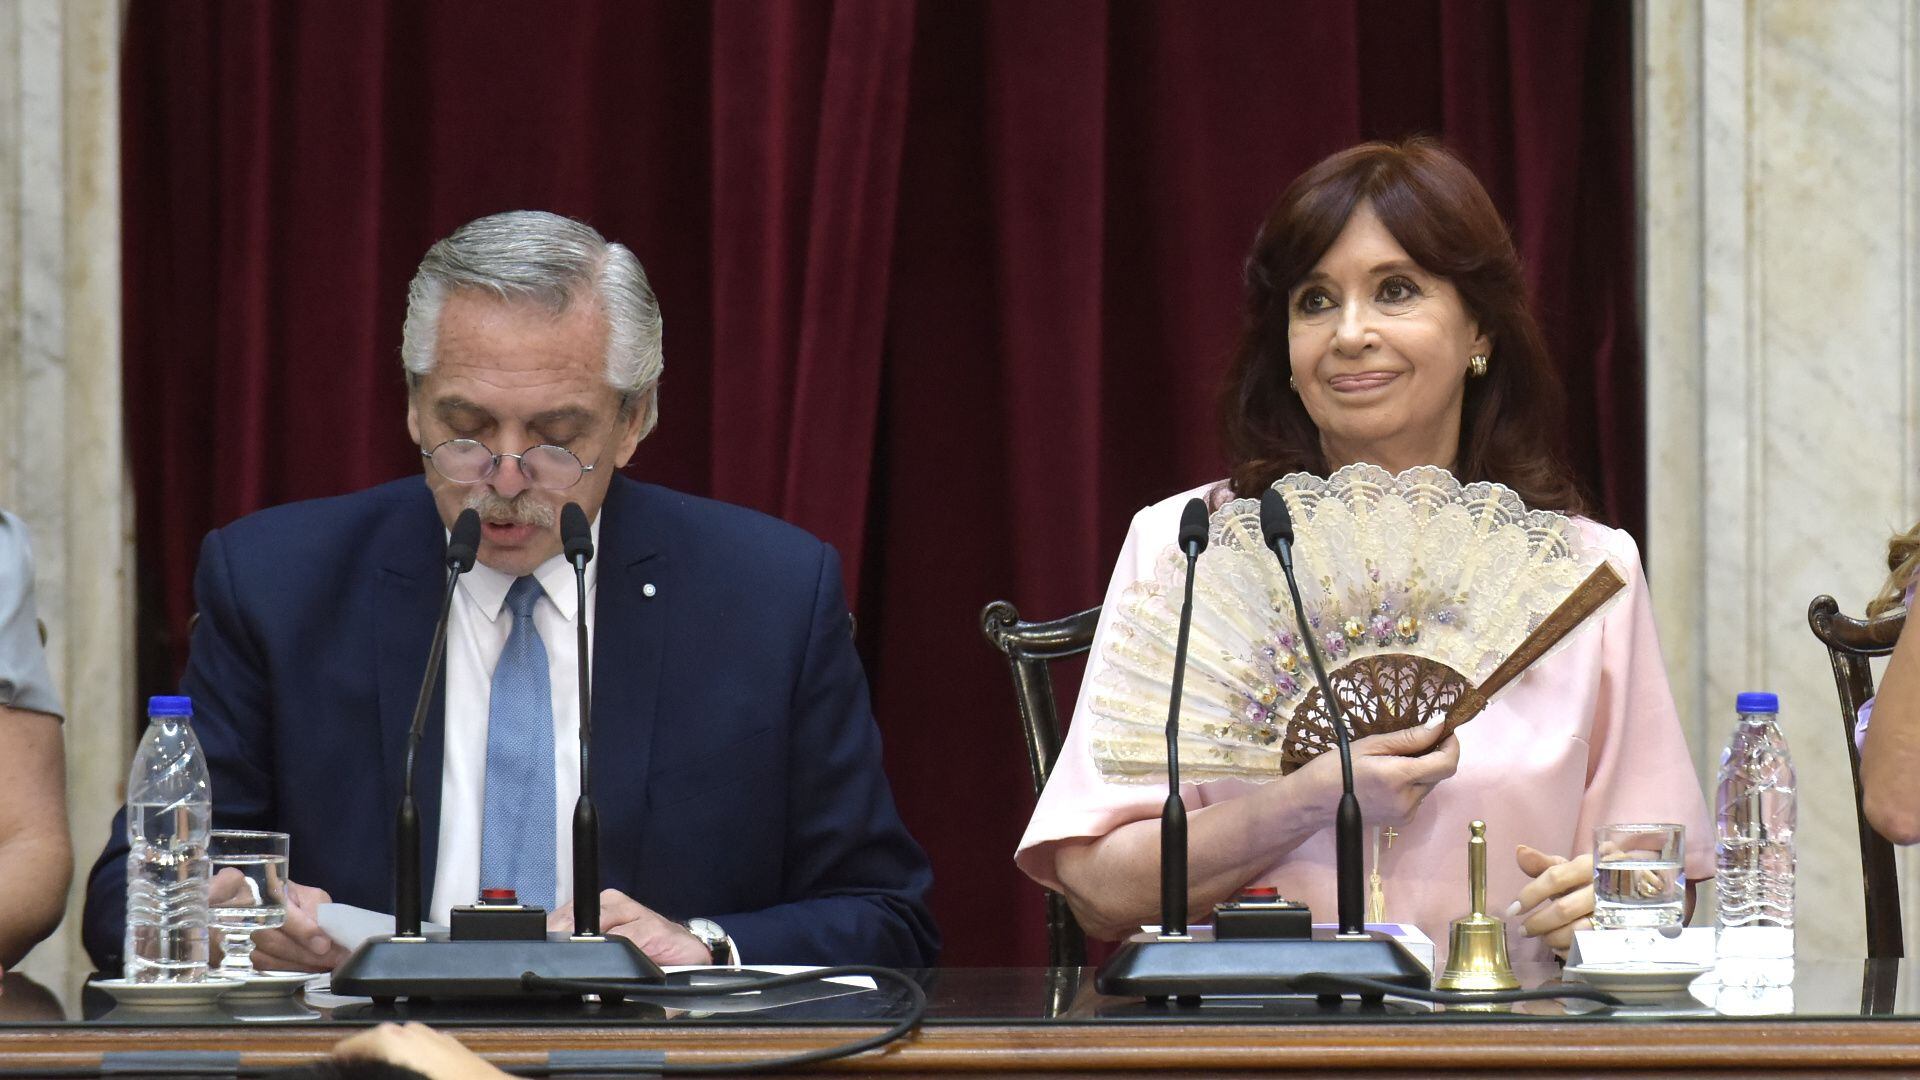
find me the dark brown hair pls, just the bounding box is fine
[1220,138,1585,515]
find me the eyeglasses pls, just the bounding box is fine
[421,439,598,491]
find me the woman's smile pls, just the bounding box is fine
[1327,371,1401,394]
[1285,200,1485,473]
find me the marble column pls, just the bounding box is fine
[0,0,129,990]
[1641,0,1920,958]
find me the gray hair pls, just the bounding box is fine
[401,210,664,437]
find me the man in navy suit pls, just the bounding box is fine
[84,211,937,971]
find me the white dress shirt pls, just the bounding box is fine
[429,517,598,925]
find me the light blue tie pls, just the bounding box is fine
[480,575,556,910]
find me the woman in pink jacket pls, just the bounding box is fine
[1016,140,1712,964]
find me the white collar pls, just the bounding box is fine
[455,513,603,623]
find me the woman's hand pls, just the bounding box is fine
[1054,718,1456,942]
[1510,844,1592,953]
[1296,720,1461,827]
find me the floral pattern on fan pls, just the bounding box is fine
[1088,463,1627,783]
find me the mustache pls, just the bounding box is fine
[463,490,556,530]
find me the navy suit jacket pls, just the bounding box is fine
[84,475,938,970]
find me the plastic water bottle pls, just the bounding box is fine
[123,695,213,983]
[1714,690,1795,986]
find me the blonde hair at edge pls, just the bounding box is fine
[1869,521,1920,617]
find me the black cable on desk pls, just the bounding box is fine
[511,964,927,1075]
[1293,972,1624,1007]
[0,968,1631,1078]
[0,967,924,1079]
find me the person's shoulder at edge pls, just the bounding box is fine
[0,509,35,577]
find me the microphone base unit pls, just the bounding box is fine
[334,933,665,1002]
[1095,926,1430,1004]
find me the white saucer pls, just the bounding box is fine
[217,969,317,998]
[88,976,242,1007]
[1566,961,1712,998]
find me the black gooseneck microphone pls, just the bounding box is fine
[560,502,600,938]
[395,507,482,938]
[1091,491,1431,1003]
[1260,489,1365,937]
[1158,497,1210,938]
[337,504,663,1000]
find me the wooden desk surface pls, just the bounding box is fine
[3,963,1916,1076]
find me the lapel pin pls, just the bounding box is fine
[642,583,657,598]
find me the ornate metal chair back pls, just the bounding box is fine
[1808,594,1907,958]
[980,600,1101,969]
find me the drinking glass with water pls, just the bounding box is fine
[1592,823,1686,929]
[209,830,291,974]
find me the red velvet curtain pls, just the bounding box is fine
[123,0,1640,964]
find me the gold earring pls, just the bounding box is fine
[1468,354,1489,378]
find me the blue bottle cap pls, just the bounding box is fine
[1736,691,1779,714]
[148,695,193,717]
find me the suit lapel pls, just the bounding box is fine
[590,478,665,886]
[374,490,452,906]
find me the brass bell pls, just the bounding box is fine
[1435,819,1519,992]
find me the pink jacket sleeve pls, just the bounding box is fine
[1014,488,1209,893]
[1570,527,1716,884]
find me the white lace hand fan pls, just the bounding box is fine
[1088,463,1627,783]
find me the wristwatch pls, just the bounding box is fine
[684,917,738,966]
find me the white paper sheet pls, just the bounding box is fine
[316,902,448,951]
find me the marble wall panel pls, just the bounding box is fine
[1,0,129,993]
[1644,0,1920,960]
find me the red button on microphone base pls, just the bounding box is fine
[453,890,549,941]
[1214,888,1312,940]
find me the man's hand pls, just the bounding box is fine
[248,880,349,972]
[547,889,712,965]
[333,1021,510,1079]
[208,867,252,907]
[207,867,252,960]
[1509,844,1594,953]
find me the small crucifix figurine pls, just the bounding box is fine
[1370,826,1403,923]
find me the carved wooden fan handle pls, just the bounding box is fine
[1443,686,1491,732]
[1445,562,1629,730]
